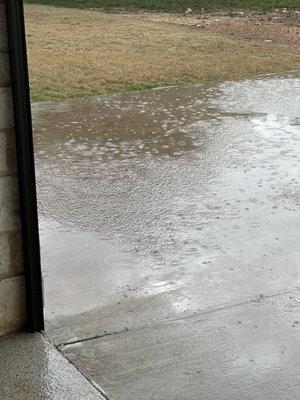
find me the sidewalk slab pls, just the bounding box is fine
[62,291,300,400]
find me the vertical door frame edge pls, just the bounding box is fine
[5,0,44,332]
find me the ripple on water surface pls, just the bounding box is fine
[32,73,300,318]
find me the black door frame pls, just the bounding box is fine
[5,0,44,332]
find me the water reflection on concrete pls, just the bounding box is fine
[32,73,300,323]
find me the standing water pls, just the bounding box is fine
[32,73,300,343]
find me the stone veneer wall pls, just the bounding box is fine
[0,0,26,336]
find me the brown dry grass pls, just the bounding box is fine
[24,4,300,101]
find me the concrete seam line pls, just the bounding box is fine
[41,333,113,400]
[0,228,20,236]
[0,127,14,134]
[0,170,17,177]
[55,286,300,348]
[0,271,24,281]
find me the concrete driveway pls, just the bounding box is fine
[32,72,300,400]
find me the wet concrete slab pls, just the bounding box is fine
[0,333,106,400]
[32,73,300,399]
[61,290,300,400]
[32,73,300,336]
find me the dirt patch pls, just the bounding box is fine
[125,9,300,49]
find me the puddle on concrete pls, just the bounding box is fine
[32,73,300,322]
[39,219,138,317]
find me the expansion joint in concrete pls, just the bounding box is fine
[42,333,112,400]
[0,170,17,177]
[56,286,300,350]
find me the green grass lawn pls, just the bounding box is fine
[24,0,300,12]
